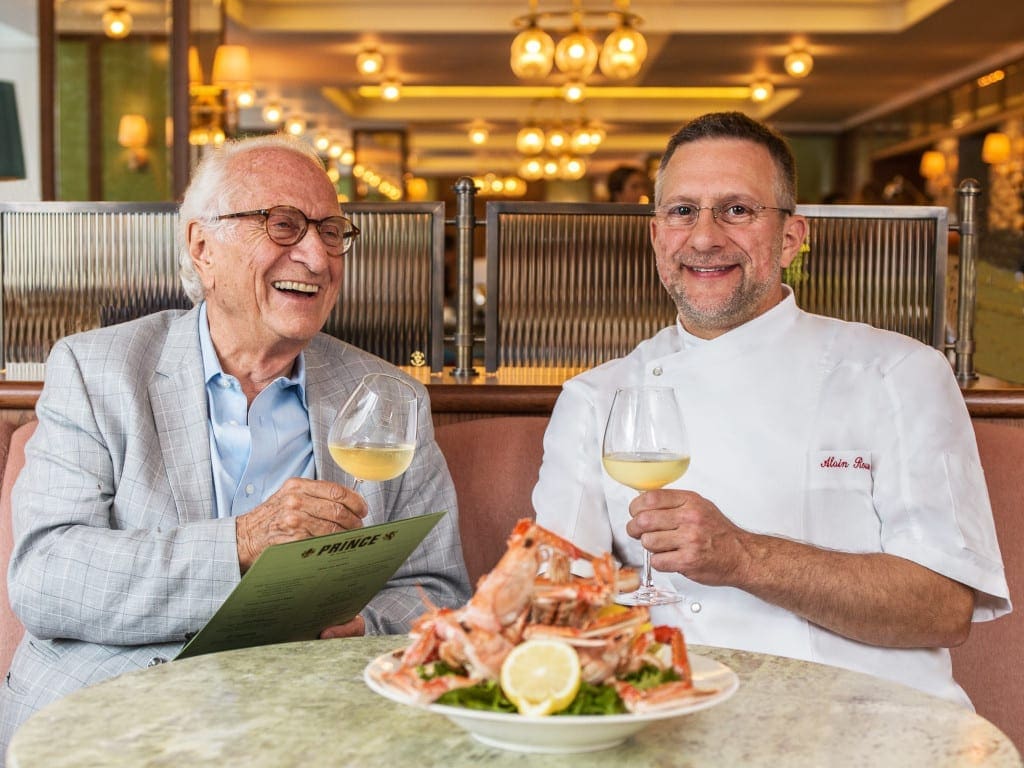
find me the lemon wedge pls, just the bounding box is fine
[499,639,582,717]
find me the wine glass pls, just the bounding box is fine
[602,386,690,606]
[328,373,418,491]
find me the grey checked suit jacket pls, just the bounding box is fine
[0,307,470,752]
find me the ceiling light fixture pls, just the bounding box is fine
[356,48,384,76]
[284,115,307,136]
[783,48,814,78]
[380,79,403,101]
[468,122,489,145]
[750,79,774,103]
[102,3,132,39]
[511,0,647,102]
[261,102,283,124]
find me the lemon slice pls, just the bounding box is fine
[499,639,582,717]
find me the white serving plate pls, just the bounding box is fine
[363,649,739,753]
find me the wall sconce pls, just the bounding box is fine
[982,132,1011,164]
[190,44,252,144]
[750,80,774,102]
[117,113,149,171]
[102,3,132,39]
[784,48,813,78]
[919,150,946,180]
[0,81,25,180]
[356,48,384,76]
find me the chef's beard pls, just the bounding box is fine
[661,250,783,335]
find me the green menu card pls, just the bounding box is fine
[176,511,445,660]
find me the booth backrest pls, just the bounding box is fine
[951,419,1024,751]
[1,419,35,677]
[434,416,548,587]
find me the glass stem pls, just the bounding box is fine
[352,479,363,494]
[641,550,655,589]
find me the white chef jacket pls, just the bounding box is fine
[532,288,1011,706]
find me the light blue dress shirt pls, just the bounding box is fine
[198,302,316,517]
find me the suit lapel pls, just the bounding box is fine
[150,306,215,523]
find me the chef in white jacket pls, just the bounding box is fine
[532,111,1010,706]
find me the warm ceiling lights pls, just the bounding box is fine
[511,0,647,101]
[284,115,307,136]
[380,79,403,101]
[356,48,384,76]
[562,80,586,103]
[784,48,814,78]
[261,102,283,124]
[102,3,132,39]
[750,80,774,102]
[468,122,489,145]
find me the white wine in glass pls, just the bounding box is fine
[328,373,418,490]
[602,386,690,606]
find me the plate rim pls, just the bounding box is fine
[363,647,740,727]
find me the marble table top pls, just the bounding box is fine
[8,636,1022,767]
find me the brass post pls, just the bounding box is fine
[954,178,981,383]
[452,177,479,377]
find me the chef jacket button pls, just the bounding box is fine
[147,656,168,667]
[689,601,702,613]
[652,366,663,376]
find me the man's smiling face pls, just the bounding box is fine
[650,137,806,339]
[192,147,344,358]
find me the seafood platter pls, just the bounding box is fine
[363,520,739,752]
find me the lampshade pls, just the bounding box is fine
[599,22,647,79]
[515,125,545,154]
[117,114,149,148]
[919,150,946,180]
[0,81,25,180]
[982,132,1011,164]
[188,46,203,85]
[212,45,252,87]
[510,23,555,79]
[102,4,132,39]
[554,29,598,77]
[784,49,814,78]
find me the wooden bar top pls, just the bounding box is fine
[4,368,1023,418]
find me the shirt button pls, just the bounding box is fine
[690,601,702,613]
[147,657,168,667]
[652,366,663,376]
[218,379,230,389]
[229,419,238,426]
[245,483,255,495]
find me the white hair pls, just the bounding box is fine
[176,134,327,304]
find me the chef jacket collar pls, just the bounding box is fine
[671,284,800,355]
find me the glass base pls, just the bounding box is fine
[616,585,684,606]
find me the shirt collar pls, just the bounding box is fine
[197,301,309,406]
[673,284,798,351]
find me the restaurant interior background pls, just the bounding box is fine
[0,0,1023,382]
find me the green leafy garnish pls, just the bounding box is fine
[435,679,518,712]
[621,664,682,690]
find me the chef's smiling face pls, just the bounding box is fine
[650,138,807,340]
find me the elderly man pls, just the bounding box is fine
[1,135,470,749]
[533,112,1010,705]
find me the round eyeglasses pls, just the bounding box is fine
[216,205,360,256]
[654,200,793,228]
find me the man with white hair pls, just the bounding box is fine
[1,135,470,750]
